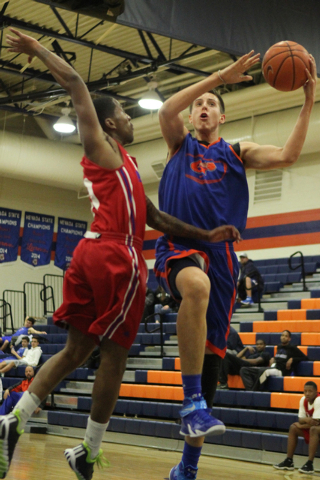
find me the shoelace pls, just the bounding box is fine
[95,451,110,470]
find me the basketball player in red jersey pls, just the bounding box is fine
[0,29,241,480]
[157,51,316,479]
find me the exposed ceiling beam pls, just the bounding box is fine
[0,15,154,64]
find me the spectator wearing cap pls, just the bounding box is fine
[237,252,264,306]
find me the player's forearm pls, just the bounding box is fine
[33,43,82,93]
[146,196,210,241]
[159,72,222,117]
[279,102,314,165]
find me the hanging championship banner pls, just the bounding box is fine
[21,212,54,267]
[0,208,22,264]
[54,217,87,270]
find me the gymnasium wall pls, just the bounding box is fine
[0,176,92,296]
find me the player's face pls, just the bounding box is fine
[25,366,34,380]
[31,339,39,348]
[113,102,134,145]
[280,331,291,345]
[255,340,265,352]
[189,93,225,133]
[304,386,317,403]
[25,318,33,328]
[21,339,29,348]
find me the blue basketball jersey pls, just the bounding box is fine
[158,133,249,234]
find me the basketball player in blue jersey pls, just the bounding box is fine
[155,51,317,480]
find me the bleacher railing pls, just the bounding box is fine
[43,274,63,312]
[288,251,308,291]
[3,290,26,329]
[144,310,165,358]
[24,282,55,318]
[0,299,14,334]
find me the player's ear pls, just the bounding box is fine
[188,113,193,125]
[219,114,226,125]
[104,117,116,130]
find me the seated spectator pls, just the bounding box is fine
[142,288,156,322]
[274,381,320,474]
[0,337,29,364]
[0,337,42,374]
[218,339,270,389]
[226,326,244,355]
[155,286,179,313]
[240,330,307,390]
[0,366,44,415]
[0,316,47,352]
[237,252,264,306]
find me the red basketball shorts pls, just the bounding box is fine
[53,233,148,350]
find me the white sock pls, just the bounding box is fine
[12,392,41,429]
[84,417,109,459]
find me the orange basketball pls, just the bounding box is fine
[262,41,310,92]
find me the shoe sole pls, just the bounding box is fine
[180,423,226,438]
[0,416,20,479]
[298,469,314,474]
[64,448,87,480]
[273,465,295,470]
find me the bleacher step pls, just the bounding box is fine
[126,358,163,369]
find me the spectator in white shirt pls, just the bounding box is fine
[0,338,42,374]
[273,381,320,474]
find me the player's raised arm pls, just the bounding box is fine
[145,196,241,243]
[159,51,260,156]
[6,28,122,169]
[241,54,317,170]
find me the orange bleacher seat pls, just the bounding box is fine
[119,383,184,401]
[298,346,308,355]
[301,298,320,310]
[228,375,245,389]
[175,358,181,371]
[239,332,256,345]
[302,333,320,346]
[313,362,320,376]
[284,377,320,392]
[147,370,182,385]
[271,392,301,410]
[253,320,320,333]
[277,310,306,321]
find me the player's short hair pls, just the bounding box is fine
[305,381,317,390]
[93,97,117,131]
[189,89,225,114]
[256,338,266,345]
[21,336,30,342]
[27,317,35,325]
[282,329,291,338]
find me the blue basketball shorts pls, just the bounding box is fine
[154,236,239,358]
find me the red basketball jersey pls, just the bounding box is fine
[81,143,146,241]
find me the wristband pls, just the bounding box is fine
[218,70,226,84]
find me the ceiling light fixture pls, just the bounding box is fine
[53,107,76,133]
[138,81,163,110]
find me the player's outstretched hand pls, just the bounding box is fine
[207,225,241,243]
[6,28,40,63]
[218,51,260,85]
[303,54,317,104]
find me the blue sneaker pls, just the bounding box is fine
[169,462,198,480]
[241,297,254,307]
[179,395,225,438]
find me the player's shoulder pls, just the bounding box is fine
[314,396,320,405]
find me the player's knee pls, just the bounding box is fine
[179,272,210,302]
[289,423,299,435]
[310,426,320,436]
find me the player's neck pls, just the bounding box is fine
[194,130,219,145]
